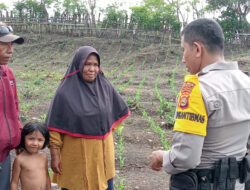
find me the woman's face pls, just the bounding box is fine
[82,54,99,82]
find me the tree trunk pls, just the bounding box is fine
[125,13,128,29]
[88,0,96,28]
[97,13,101,26]
[41,0,48,22]
[90,8,95,28]
[85,13,90,28]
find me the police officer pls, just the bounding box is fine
[150,18,250,190]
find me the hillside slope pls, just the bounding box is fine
[10,33,250,190]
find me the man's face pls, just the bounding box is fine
[181,36,201,74]
[0,42,13,65]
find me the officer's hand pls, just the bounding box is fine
[149,150,165,171]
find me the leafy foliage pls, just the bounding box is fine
[206,0,250,39]
[13,0,45,20]
[62,0,87,17]
[0,3,7,11]
[129,0,181,36]
[101,3,127,28]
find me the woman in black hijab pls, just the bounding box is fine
[46,46,130,190]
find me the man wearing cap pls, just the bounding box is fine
[0,21,24,189]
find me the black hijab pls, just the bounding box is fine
[46,46,130,139]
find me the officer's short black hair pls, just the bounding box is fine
[18,122,50,150]
[181,18,224,55]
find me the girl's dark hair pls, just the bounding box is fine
[18,122,50,150]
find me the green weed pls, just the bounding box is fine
[114,175,125,190]
[116,126,125,167]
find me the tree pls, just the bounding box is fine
[88,0,96,27]
[101,3,127,28]
[207,0,249,23]
[17,0,41,19]
[206,0,250,39]
[0,3,7,17]
[0,3,7,11]
[189,0,205,19]
[129,6,150,30]
[168,0,207,27]
[129,0,181,36]
[41,0,49,21]
[62,0,87,19]
[13,0,55,21]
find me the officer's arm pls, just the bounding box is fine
[162,131,204,174]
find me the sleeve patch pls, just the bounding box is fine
[174,75,208,136]
[178,81,196,109]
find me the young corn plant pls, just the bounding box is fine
[154,47,174,118]
[102,39,115,61]
[111,42,144,87]
[115,43,147,93]
[111,61,135,85]
[114,174,125,190]
[116,126,125,168]
[142,109,171,150]
[109,41,135,76]
[135,56,148,103]
[98,40,106,52]
[40,114,47,122]
[106,43,122,67]
[155,68,167,116]
[135,75,146,103]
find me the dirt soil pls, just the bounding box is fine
[9,33,250,190]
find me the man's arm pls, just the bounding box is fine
[13,76,22,131]
[10,157,21,190]
[150,74,208,174]
[162,132,204,174]
[150,131,204,174]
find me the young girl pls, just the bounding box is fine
[10,122,51,190]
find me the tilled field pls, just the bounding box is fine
[9,33,250,190]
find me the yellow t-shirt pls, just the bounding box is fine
[173,75,208,136]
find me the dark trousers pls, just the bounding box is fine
[0,153,11,190]
[61,178,114,190]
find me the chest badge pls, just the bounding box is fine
[10,80,14,86]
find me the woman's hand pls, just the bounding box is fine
[50,148,62,175]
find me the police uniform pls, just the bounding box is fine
[163,62,250,189]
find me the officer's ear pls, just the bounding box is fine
[193,41,203,58]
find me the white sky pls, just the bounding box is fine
[1,0,250,23]
[1,0,142,12]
